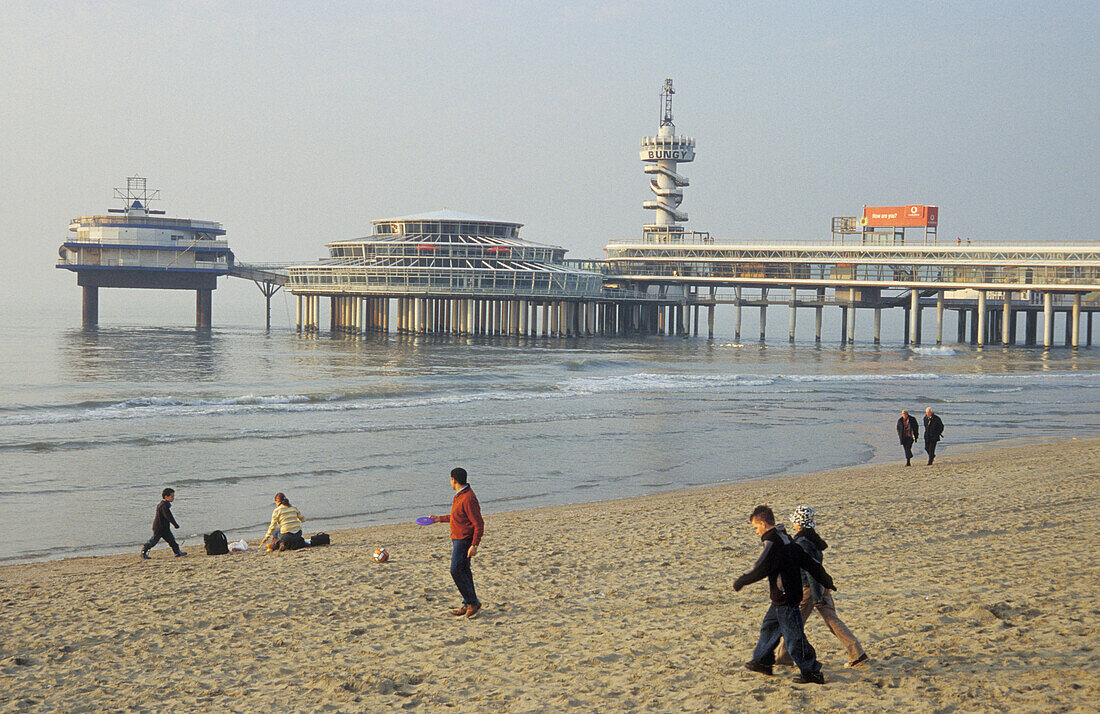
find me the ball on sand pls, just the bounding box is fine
[373,547,389,563]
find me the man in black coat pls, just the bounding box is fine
[896,410,919,466]
[923,408,945,465]
[734,505,835,685]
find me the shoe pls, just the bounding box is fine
[791,671,825,685]
[845,653,869,668]
[449,605,469,616]
[743,661,773,676]
[140,551,151,560]
[905,459,911,466]
[175,551,188,557]
[465,604,481,619]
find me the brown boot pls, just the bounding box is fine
[449,605,469,616]
[465,603,482,619]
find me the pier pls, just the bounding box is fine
[58,85,1100,347]
[602,238,1100,347]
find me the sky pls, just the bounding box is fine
[1,1,1096,327]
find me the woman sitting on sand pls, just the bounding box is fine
[260,493,306,551]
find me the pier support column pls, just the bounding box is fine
[1043,292,1054,348]
[846,288,856,345]
[708,304,715,339]
[957,309,966,344]
[734,288,742,342]
[814,288,824,343]
[81,285,99,326]
[977,291,987,347]
[759,304,767,343]
[909,290,920,346]
[873,307,882,345]
[936,291,945,345]
[295,294,302,332]
[1002,292,1013,345]
[196,289,212,329]
[1072,294,1081,347]
[788,288,797,343]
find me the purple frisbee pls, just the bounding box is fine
[416,516,435,526]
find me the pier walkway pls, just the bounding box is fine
[602,237,1100,347]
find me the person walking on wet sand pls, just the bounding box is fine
[896,410,919,466]
[735,505,835,685]
[924,408,945,465]
[141,488,186,559]
[430,467,484,619]
[775,506,868,669]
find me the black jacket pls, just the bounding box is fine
[152,499,179,534]
[896,415,919,444]
[924,414,944,443]
[794,528,830,604]
[734,525,835,606]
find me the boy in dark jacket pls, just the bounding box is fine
[141,488,186,559]
[734,505,834,685]
[775,506,868,668]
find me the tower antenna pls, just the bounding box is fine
[660,78,675,127]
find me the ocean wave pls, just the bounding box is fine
[909,346,957,356]
[2,369,1098,432]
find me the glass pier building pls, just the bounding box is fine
[285,210,626,336]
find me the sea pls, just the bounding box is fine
[2,311,1099,565]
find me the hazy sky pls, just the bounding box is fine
[2,1,1096,326]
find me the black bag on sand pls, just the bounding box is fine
[204,530,229,555]
[309,533,330,547]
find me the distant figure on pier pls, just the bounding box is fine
[429,467,484,619]
[261,493,306,551]
[896,410,920,466]
[923,408,945,465]
[140,487,186,559]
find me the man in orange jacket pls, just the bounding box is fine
[430,467,485,619]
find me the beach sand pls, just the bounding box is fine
[2,438,1099,712]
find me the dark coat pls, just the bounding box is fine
[734,525,836,606]
[896,415,919,444]
[152,499,179,534]
[924,413,944,443]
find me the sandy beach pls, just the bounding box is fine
[2,438,1099,712]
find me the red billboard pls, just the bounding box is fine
[861,205,938,228]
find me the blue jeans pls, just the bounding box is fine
[450,538,479,606]
[752,603,821,674]
[143,529,181,555]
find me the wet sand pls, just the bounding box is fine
[2,438,1099,712]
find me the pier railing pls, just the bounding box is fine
[600,243,1100,292]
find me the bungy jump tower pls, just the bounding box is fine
[640,78,696,243]
[57,177,234,327]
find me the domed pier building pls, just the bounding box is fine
[284,210,661,336]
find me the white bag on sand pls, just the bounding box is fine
[228,540,249,552]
